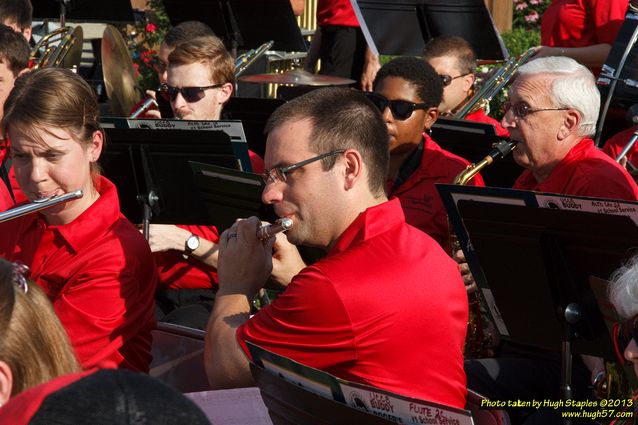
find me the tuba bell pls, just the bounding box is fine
[30,25,84,70]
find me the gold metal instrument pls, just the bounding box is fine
[0,190,83,223]
[235,40,274,78]
[257,218,293,241]
[30,26,84,70]
[101,24,140,117]
[451,140,517,358]
[454,48,537,119]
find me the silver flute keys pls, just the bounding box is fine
[256,218,293,241]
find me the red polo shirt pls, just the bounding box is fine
[514,138,638,200]
[0,176,157,372]
[154,224,219,289]
[317,0,359,27]
[238,199,468,408]
[389,135,485,250]
[540,0,628,75]
[602,125,638,165]
[465,109,509,137]
[0,179,12,211]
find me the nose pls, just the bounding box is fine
[171,91,186,109]
[262,179,284,205]
[382,105,393,123]
[23,157,47,185]
[501,106,516,129]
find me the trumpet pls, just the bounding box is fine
[0,190,83,223]
[257,218,293,241]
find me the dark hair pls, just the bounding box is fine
[422,36,477,75]
[373,56,443,108]
[164,20,215,48]
[265,87,389,196]
[0,0,31,29]
[0,23,28,75]
[169,34,235,86]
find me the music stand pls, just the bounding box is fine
[32,0,135,23]
[101,128,235,235]
[162,0,233,49]
[189,162,276,231]
[432,117,522,188]
[223,97,285,158]
[456,200,638,399]
[352,0,507,59]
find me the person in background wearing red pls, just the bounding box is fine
[533,0,629,76]
[0,23,29,211]
[422,36,509,137]
[369,56,485,250]
[205,88,468,409]
[0,68,157,372]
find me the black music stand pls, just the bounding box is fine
[32,0,135,23]
[162,0,233,49]
[432,117,522,188]
[352,0,507,59]
[223,97,286,158]
[101,128,235,235]
[189,161,276,231]
[457,200,638,400]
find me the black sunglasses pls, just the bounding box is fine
[366,92,428,121]
[613,314,638,364]
[503,101,569,119]
[160,83,225,103]
[439,72,471,86]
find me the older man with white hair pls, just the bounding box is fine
[464,57,638,425]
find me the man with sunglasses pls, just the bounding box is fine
[422,36,509,137]
[205,87,469,409]
[465,56,638,425]
[368,56,484,250]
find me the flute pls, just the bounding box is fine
[256,218,293,241]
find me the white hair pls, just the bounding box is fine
[609,254,638,319]
[517,56,600,137]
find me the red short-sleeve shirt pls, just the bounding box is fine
[317,0,359,27]
[514,138,638,200]
[237,199,468,408]
[602,125,638,165]
[0,177,157,372]
[389,136,485,250]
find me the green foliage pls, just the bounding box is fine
[128,0,171,92]
[501,27,541,57]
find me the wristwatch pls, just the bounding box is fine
[183,234,200,259]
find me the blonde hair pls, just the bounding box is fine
[1,67,103,175]
[168,35,235,86]
[0,258,80,397]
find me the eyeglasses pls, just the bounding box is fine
[365,92,428,121]
[160,83,225,103]
[262,150,346,184]
[439,73,471,86]
[613,314,638,364]
[503,101,570,119]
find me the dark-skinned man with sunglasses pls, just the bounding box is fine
[204,87,469,409]
[422,36,509,137]
[368,56,484,251]
[464,56,638,425]
[143,35,263,329]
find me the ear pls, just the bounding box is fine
[342,149,364,191]
[422,107,439,131]
[87,130,104,163]
[0,360,13,405]
[557,109,580,140]
[219,82,233,105]
[462,73,475,93]
[21,26,31,42]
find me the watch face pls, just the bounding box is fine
[186,235,199,250]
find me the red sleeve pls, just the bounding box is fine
[602,125,638,161]
[593,0,629,44]
[0,180,13,212]
[248,150,265,175]
[237,267,357,370]
[54,236,157,372]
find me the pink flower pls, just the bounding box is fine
[530,0,541,4]
[145,23,157,33]
[515,2,528,10]
[525,11,539,22]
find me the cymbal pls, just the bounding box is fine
[101,24,139,117]
[239,69,355,86]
